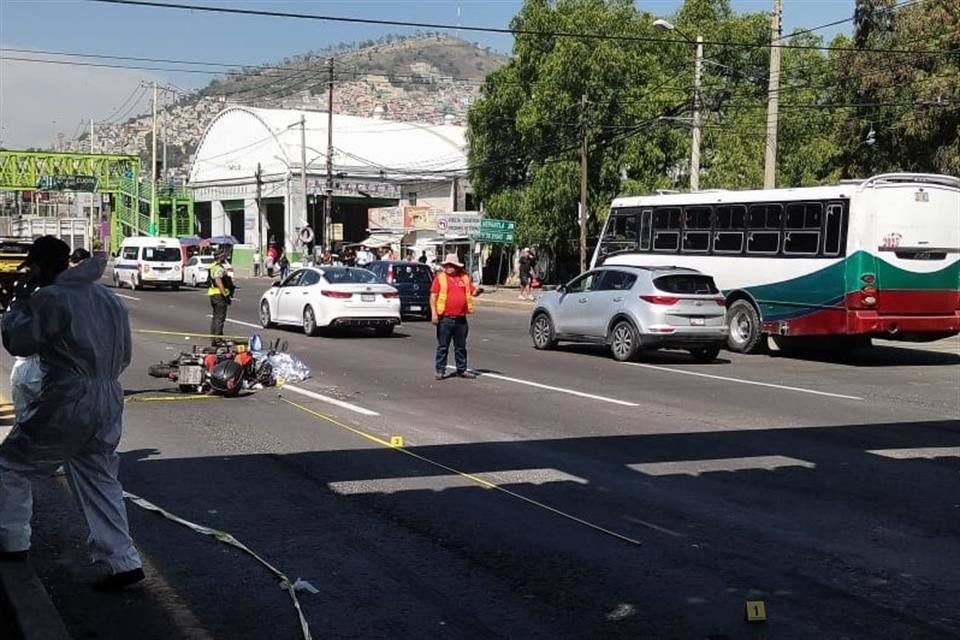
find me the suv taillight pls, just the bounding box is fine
[640,295,679,305]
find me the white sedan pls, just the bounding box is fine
[258,267,401,336]
[184,255,234,287]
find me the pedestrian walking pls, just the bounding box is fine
[430,253,482,380]
[279,252,290,280]
[253,249,262,277]
[0,236,144,590]
[208,251,234,344]
[518,247,537,300]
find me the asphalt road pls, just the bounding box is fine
[7,277,960,639]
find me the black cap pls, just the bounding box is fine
[19,235,70,272]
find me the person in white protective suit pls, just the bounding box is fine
[0,236,144,591]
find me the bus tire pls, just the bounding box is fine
[727,299,763,353]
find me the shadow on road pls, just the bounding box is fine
[106,417,960,640]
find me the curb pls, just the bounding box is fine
[0,559,72,640]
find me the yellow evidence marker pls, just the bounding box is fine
[390,436,404,448]
[745,600,767,622]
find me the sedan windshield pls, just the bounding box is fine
[322,267,378,284]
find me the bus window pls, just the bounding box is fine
[714,204,745,253]
[639,210,652,250]
[784,202,821,255]
[653,207,681,252]
[747,203,781,254]
[682,206,711,253]
[605,213,638,242]
[823,203,844,256]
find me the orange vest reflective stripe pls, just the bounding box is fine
[436,273,474,316]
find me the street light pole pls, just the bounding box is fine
[299,114,308,253]
[654,20,703,192]
[691,35,703,192]
[325,56,335,251]
[150,81,158,232]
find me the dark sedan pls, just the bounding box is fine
[365,260,434,318]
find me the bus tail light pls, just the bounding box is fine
[386,265,395,284]
[640,295,680,305]
[861,274,876,285]
[860,285,878,307]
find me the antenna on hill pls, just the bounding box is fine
[456,6,461,40]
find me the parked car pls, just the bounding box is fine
[365,260,434,318]
[529,265,728,362]
[258,266,401,336]
[184,255,235,288]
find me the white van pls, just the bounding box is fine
[114,236,183,290]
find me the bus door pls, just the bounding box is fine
[867,186,960,314]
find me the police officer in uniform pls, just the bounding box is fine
[208,251,234,343]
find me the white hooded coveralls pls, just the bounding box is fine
[0,257,142,573]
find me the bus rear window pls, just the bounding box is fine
[654,274,718,295]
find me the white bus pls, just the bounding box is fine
[592,173,960,352]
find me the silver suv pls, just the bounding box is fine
[530,265,728,362]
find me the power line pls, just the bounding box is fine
[85,0,956,56]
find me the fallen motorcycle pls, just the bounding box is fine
[147,340,274,397]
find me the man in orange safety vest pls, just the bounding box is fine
[430,253,482,380]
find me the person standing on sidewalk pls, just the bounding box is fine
[430,253,482,380]
[208,251,234,344]
[0,236,144,590]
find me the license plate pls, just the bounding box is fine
[361,294,375,302]
[689,317,705,326]
[409,305,421,312]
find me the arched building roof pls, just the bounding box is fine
[189,106,467,185]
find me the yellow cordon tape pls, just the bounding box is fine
[125,395,222,403]
[134,329,250,340]
[123,491,316,640]
[279,397,644,548]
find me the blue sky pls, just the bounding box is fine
[0,0,856,147]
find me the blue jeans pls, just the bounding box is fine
[435,316,469,373]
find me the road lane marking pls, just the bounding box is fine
[455,368,639,407]
[282,384,380,417]
[329,468,587,495]
[622,362,864,401]
[205,315,264,330]
[628,455,816,477]
[281,396,643,546]
[622,516,685,538]
[867,447,960,460]
[116,293,141,301]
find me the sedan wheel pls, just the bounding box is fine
[609,320,639,362]
[531,313,557,350]
[259,300,274,328]
[303,305,320,337]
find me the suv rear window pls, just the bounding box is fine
[654,274,718,294]
[392,264,433,283]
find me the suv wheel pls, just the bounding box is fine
[689,344,721,363]
[609,320,639,362]
[727,299,762,353]
[531,313,557,350]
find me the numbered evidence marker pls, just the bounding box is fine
[745,600,767,623]
[390,436,404,448]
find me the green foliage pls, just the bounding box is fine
[467,0,956,259]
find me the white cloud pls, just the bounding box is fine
[0,49,162,149]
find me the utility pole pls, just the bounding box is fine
[150,81,158,232]
[256,163,264,267]
[325,56,335,251]
[691,35,703,192]
[764,0,783,189]
[89,119,95,153]
[162,107,168,183]
[299,113,308,255]
[579,93,589,274]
